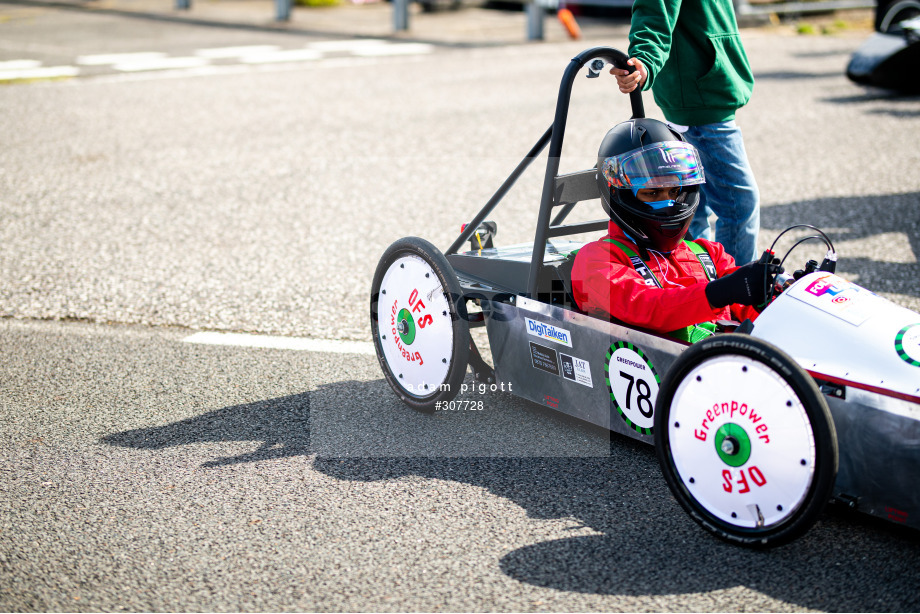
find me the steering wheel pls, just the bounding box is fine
[762,225,837,305]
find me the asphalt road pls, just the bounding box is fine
[1,1,920,611]
[4,317,920,612]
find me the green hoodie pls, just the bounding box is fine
[628,0,754,126]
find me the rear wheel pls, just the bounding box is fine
[370,237,469,413]
[654,334,838,547]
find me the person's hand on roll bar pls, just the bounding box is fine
[610,57,648,94]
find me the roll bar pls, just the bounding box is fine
[446,47,645,299]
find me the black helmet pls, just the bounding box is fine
[597,118,705,254]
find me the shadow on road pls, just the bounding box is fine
[762,191,920,297]
[822,91,920,114]
[307,432,920,611]
[101,374,920,611]
[101,392,309,467]
[99,190,920,610]
[754,69,844,80]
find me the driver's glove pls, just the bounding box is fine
[705,257,783,309]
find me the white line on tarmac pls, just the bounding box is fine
[82,55,427,84]
[195,45,282,59]
[306,39,390,52]
[240,49,323,64]
[113,56,211,72]
[352,43,433,57]
[77,52,167,65]
[0,59,41,70]
[183,331,376,355]
[0,65,79,81]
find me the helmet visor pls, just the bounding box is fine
[602,141,705,189]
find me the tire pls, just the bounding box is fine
[370,237,469,413]
[654,334,838,547]
[879,0,920,32]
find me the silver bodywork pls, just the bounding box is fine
[471,259,920,532]
[486,296,678,443]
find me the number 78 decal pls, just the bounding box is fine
[605,342,661,435]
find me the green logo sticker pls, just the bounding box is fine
[714,423,752,467]
[397,308,416,345]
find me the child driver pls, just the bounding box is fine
[571,118,779,342]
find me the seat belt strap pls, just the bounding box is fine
[601,237,719,344]
[603,239,662,288]
[684,240,717,281]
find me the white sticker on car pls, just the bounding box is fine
[525,317,573,348]
[560,353,593,388]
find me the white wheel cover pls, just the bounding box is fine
[377,254,454,397]
[667,355,817,529]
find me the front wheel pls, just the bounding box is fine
[370,237,469,413]
[654,334,838,547]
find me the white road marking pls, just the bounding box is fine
[77,52,167,65]
[86,63,260,83]
[7,39,434,85]
[240,48,323,64]
[0,65,79,81]
[306,39,390,52]
[195,45,282,59]
[183,331,376,355]
[84,55,423,84]
[0,59,41,70]
[352,43,433,57]
[113,56,211,72]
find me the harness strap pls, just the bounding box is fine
[602,237,719,343]
[603,239,661,288]
[684,240,717,281]
[603,238,717,282]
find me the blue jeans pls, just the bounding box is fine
[683,121,760,265]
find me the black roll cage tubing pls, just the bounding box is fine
[445,47,645,298]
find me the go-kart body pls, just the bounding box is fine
[451,239,678,440]
[371,47,920,545]
[754,273,920,527]
[847,15,920,93]
[450,236,920,532]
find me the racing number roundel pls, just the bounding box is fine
[605,342,660,435]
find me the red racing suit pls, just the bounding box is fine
[571,222,760,332]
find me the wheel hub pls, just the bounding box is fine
[397,308,416,345]
[715,423,751,467]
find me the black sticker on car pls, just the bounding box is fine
[530,342,559,376]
